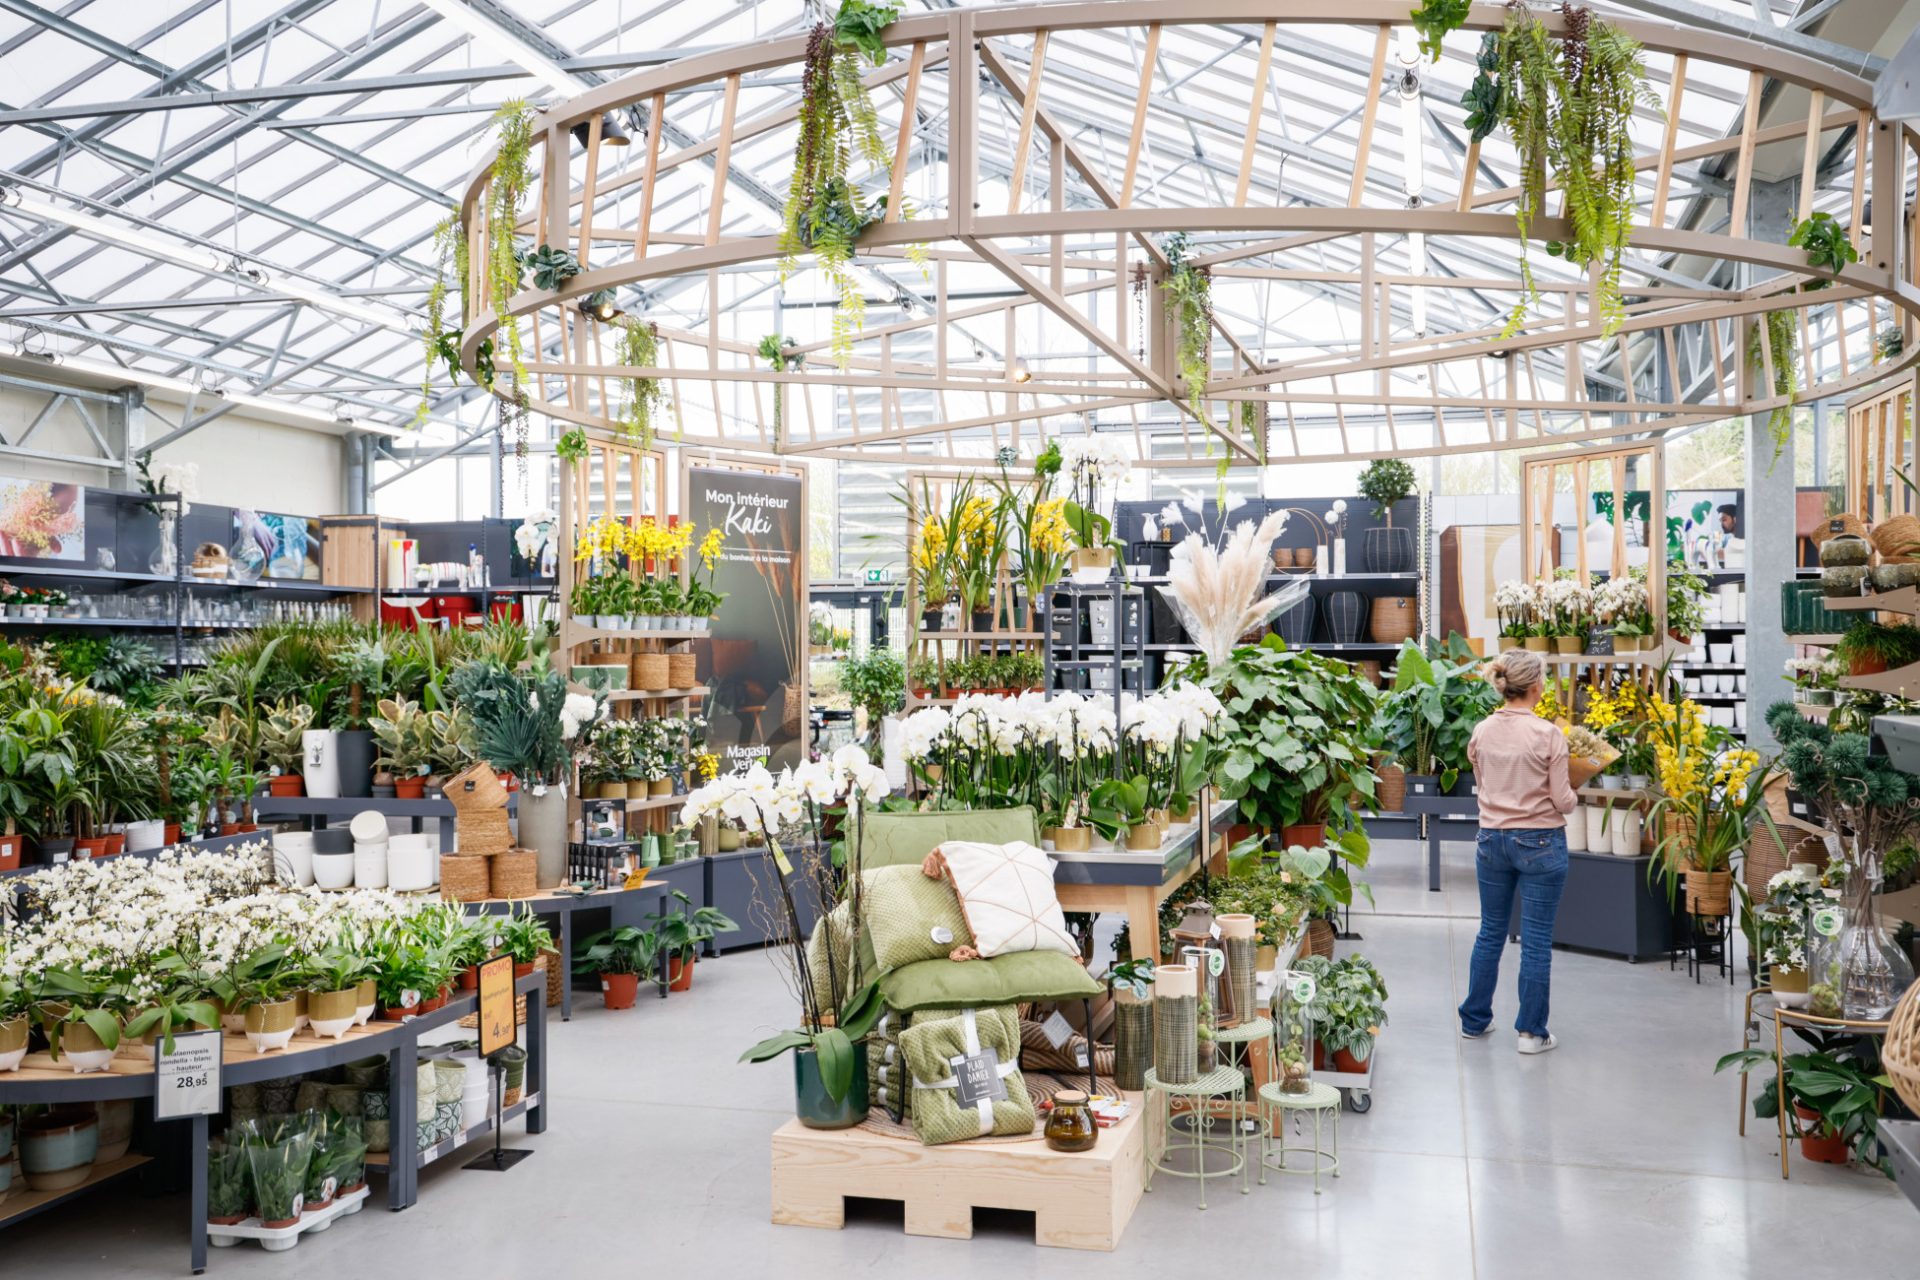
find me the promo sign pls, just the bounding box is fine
[155,1030,223,1120]
[685,465,807,773]
[476,954,517,1058]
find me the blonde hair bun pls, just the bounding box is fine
[1488,648,1545,701]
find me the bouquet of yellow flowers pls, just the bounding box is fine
[1644,691,1779,908]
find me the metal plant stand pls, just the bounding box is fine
[1143,1065,1247,1209]
[1257,1079,1342,1193]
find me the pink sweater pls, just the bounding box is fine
[1467,707,1577,829]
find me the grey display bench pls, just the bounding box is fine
[1884,1120,1920,1214]
[1,829,265,883]
[464,881,677,1018]
[1399,793,1481,892]
[705,846,822,954]
[252,794,516,853]
[1503,849,1681,963]
[0,973,547,1273]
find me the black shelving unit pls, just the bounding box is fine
[1042,580,1148,711]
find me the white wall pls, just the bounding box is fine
[0,377,346,516]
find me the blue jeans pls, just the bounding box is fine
[1459,827,1568,1038]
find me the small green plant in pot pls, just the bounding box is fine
[648,889,739,991]
[1357,458,1418,572]
[495,904,556,977]
[573,925,659,1010]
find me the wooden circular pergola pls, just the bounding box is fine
[455,2,1920,469]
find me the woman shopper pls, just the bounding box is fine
[1457,648,1575,1054]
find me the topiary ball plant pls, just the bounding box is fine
[1357,458,1417,525]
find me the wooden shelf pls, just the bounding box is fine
[602,687,707,702]
[917,630,1045,641]
[1786,634,1845,645]
[0,1155,151,1228]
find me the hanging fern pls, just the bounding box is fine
[416,214,461,427]
[1493,3,1652,339]
[1747,309,1798,464]
[777,2,918,369]
[1162,232,1214,428]
[615,320,670,449]
[486,100,537,381]
[1237,400,1268,464]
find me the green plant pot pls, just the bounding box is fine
[794,1046,870,1130]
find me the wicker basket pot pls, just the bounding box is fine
[440,855,492,902]
[540,948,564,1008]
[1684,868,1734,917]
[1369,594,1419,643]
[1303,916,1337,959]
[1874,514,1920,565]
[1886,986,1920,1114]
[632,653,671,692]
[1376,762,1407,813]
[490,849,537,899]
[667,652,698,689]
[455,807,513,856]
[442,762,507,811]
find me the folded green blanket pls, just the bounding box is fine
[868,1006,911,1115]
[900,1006,1035,1145]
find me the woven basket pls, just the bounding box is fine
[783,683,805,736]
[1660,813,1696,870]
[632,653,671,691]
[540,948,563,1009]
[442,762,507,812]
[490,849,537,899]
[1816,512,1869,547]
[440,855,492,902]
[458,994,528,1031]
[1886,985,1920,1114]
[1875,514,1920,565]
[667,652,697,689]
[1351,659,1383,687]
[1369,594,1419,643]
[1684,868,1733,917]
[1111,995,1153,1091]
[1303,916,1337,959]
[456,808,513,856]
[1376,762,1407,813]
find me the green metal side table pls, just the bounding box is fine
[1143,1065,1247,1209]
[1256,1078,1342,1193]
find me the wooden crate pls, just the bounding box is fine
[770,1103,1145,1251]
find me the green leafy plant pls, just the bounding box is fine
[1875,325,1903,362]
[1715,1047,1893,1175]
[1492,4,1653,337]
[1462,33,1504,142]
[647,888,739,964]
[485,100,537,381]
[1162,232,1214,427]
[525,243,581,291]
[1357,458,1417,524]
[840,648,905,731]
[494,904,556,965]
[1748,309,1798,464]
[573,925,659,977]
[1833,620,1920,673]
[614,319,670,448]
[1409,0,1472,61]
[207,1141,253,1220]
[1788,212,1859,287]
[35,967,124,1060]
[759,334,804,446]
[556,426,589,463]
[1376,637,1497,789]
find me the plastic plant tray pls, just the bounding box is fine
[207,1185,369,1252]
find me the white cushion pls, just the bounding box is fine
[934,840,1077,959]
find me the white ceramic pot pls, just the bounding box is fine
[62,1047,115,1075]
[302,729,342,799]
[1610,809,1642,859]
[1584,804,1611,851]
[123,818,167,853]
[273,831,316,887]
[1733,705,1748,731]
[352,843,388,889]
[0,1044,25,1073]
[516,783,570,889]
[313,851,355,890]
[348,809,390,844]
[1564,813,1587,852]
[388,833,434,892]
[1733,633,1747,663]
[1709,643,1732,663]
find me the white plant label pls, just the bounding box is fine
[1040,1010,1073,1048]
[155,1030,222,1120]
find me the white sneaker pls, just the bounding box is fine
[1517,1033,1558,1055]
[1461,1026,1492,1040]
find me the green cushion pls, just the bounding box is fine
[880,948,1101,1012]
[863,865,973,970]
[859,806,1042,869]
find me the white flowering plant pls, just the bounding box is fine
[1494,579,1542,639]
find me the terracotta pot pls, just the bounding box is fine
[163,822,181,846]
[457,965,480,992]
[1046,825,1093,851]
[1331,1046,1371,1075]
[1849,653,1889,677]
[394,777,427,800]
[75,836,111,860]
[268,774,305,797]
[103,833,125,856]
[600,972,640,1010]
[219,824,240,837]
[513,961,536,980]
[667,953,695,992]
[1281,823,1325,849]
[1794,1103,1850,1164]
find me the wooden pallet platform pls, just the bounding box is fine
[770,1103,1145,1252]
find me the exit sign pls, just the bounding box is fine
[865,569,890,584]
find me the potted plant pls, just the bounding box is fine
[372,931,439,1021]
[1833,619,1920,678]
[1377,637,1497,798]
[1357,458,1418,572]
[841,648,906,742]
[123,978,220,1061]
[372,697,433,799]
[1090,774,1156,850]
[261,700,313,797]
[495,905,555,979]
[328,638,388,797]
[648,889,739,991]
[239,1116,316,1230]
[0,975,30,1071]
[1646,695,1777,934]
[573,925,658,1009]
[207,1140,253,1225]
[35,967,124,1072]
[304,944,376,1040]
[1716,1047,1893,1171]
[1663,562,1709,644]
[1317,954,1389,1073]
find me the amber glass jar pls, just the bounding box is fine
[1044,1091,1098,1152]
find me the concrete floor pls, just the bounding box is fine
[7,835,1919,1277]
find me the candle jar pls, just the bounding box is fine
[1044,1090,1098,1152]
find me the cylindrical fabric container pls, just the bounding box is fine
[1152,964,1198,1085]
[1112,991,1154,1091]
[1217,913,1258,1029]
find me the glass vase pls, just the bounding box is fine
[1839,882,1913,1020]
[1182,945,1222,1075]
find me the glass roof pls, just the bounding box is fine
[0,0,1902,466]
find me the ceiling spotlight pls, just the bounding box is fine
[571,112,631,149]
[1487,349,1511,361]
[1396,68,1420,99]
[579,289,622,322]
[1009,356,1033,384]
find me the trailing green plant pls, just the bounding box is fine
[759,334,804,446]
[1748,309,1799,463]
[525,243,581,291]
[614,319,670,448]
[485,100,537,381]
[1491,3,1653,337]
[1409,0,1472,62]
[1162,232,1214,427]
[1461,33,1504,142]
[416,213,473,426]
[1357,457,1418,523]
[1876,325,1904,362]
[555,426,588,463]
[1788,211,1858,286]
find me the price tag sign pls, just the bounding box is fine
[1207,949,1226,979]
[476,954,517,1058]
[1811,906,1843,939]
[950,1048,1008,1109]
[1039,1010,1074,1049]
[155,1030,222,1120]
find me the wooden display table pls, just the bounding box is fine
[771,1103,1145,1251]
[1050,799,1236,964]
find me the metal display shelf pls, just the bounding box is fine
[0,973,549,1272]
[0,1155,151,1231]
[1048,799,1238,888]
[2,829,265,882]
[253,793,517,853]
[1886,1120,1920,1214]
[463,881,678,1019]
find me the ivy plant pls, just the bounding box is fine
[1787,211,1859,288]
[1747,309,1798,464]
[485,100,537,381]
[1162,232,1213,428]
[1409,0,1472,63]
[614,319,670,449]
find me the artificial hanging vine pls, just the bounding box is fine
[758,334,804,447]
[1488,3,1653,338]
[416,213,494,426]
[614,319,670,449]
[1747,309,1799,463]
[1409,0,1473,62]
[779,0,922,369]
[486,100,538,381]
[1161,232,1214,427]
[1788,211,1859,287]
